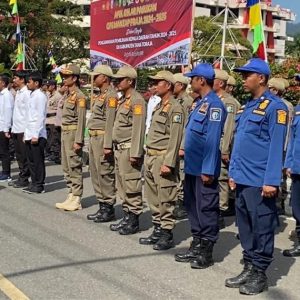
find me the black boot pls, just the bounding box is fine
[119,212,139,235]
[173,201,188,220]
[239,268,268,295]
[174,238,201,262]
[190,239,214,269]
[283,236,300,257]
[139,224,162,245]
[94,203,115,223]
[225,261,254,288]
[87,203,102,221]
[110,212,129,231]
[153,229,174,250]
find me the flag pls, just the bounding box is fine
[10,0,18,15]
[247,0,266,60]
[48,51,63,84]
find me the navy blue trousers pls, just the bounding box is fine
[236,185,279,271]
[184,174,219,243]
[291,174,300,236]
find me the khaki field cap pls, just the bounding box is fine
[149,71,176,85]
[113,65,137,79]
[90,65,113,77]
[173,73,189,85]
[268,78,285,92]
[214,69,229,81]
[61,64,80,76]
[279,78,290,89]
[227,75,236,86]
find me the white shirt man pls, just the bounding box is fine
[145,94,161,134]
[12,85,30,134]
[23,74,48,194]
[24,88,47,141]
[0,78,14,181]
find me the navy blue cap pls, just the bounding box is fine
[184,63,215,80]
[233,58,271,76]
[295,74,300,81]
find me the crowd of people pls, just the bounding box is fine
[0,57,299,296]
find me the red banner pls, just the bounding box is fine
[90,0,194,69]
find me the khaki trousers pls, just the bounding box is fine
[114,148,143,215]
[144,155,178,230]
[61,130,83,196]
[89,135,116,205]
[219,162,229,211]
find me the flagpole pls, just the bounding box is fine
[259,0,268,61]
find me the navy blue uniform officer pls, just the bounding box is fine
[174,63,227,269]
[225,58,287,296]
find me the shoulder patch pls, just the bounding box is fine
[133,104,143,115]
[108,97,117,108]
[258,99,270,111]
[209,108,222,122]
[78,98,86,108]
[172,113,182,124]
[277,109,287,125]
[198,103,209,115]
[226,104,234,113]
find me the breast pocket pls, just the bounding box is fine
[245,114,264,136]
[119,108,131,124]
[190,113,207,135]
[94,101,105,114]
[154,115,167,134]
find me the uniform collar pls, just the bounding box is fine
[247,91,269,108]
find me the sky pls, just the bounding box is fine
[272,0,299,22]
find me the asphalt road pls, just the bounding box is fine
[0,161,299,300]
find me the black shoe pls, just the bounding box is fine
[87,204,102,221]
[139,224,162,245]
[110,212,129,231]
[219,215,225,229]
[153,229,174,250]
[190,239,214,269]
[174,201,188,220]
[175,237,201,262]
[283,238,300,257]
[119,212,139,235]
[239,268,268,295]
[23,186,45,194]
[225,262,254,288]
[13,181,29,188]
[94,203,115,223]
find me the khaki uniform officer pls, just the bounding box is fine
[110,66,146,235]
[86,65,118,223]
[268,78,294,214]
[225,75,237,95]
[139,71,184,251]
[55,65,86,211]
[173,73,193,220]
[213,69,241,220]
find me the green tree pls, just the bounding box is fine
[286,34,300,59]
[0,0,89,76]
